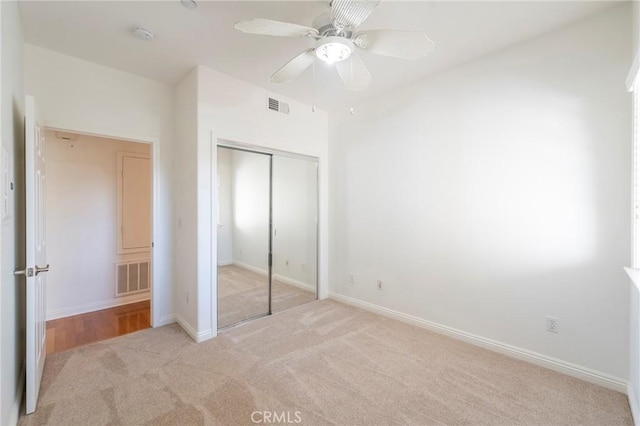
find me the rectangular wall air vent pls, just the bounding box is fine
[268,97,279,111]
[116,259,150,296]
[267,97,290,115]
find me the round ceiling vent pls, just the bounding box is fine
[180,0,197,9]
[132,26,154,41]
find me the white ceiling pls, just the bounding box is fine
[18,1,623,111]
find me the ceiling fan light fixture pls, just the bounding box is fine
[315,36,353,64]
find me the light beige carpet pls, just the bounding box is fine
[217,264,316,328]
[19,299,632,425]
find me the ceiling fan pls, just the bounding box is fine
[234,0,434,91]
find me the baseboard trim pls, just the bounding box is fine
[46,292,150,321]
[155,314,176,327]
[329,292,628,393]
[233,261,267,277]
[629,383,640,426]
[232,262,316,293]
[217,260,233,267]
[9,363,25,425]
[175,315,216,343]
[273,274,316,293]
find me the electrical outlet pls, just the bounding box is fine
[349,274,354,284]
[377,280,383,290]
[546,316,559,333]
[301,263,305,271]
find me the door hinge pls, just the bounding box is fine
[268,253,272,267]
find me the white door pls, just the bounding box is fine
[18,96,48,414]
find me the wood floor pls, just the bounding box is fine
[46,300,150,354]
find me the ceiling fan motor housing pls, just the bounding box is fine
[312,12,353,38]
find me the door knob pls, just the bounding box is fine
[14,265,49,277]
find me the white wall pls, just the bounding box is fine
[329,5,632,384]
[0,2,25,424]
[631,4,640,416]
[45,131,150,320]
[173,68,198,331]
[634,1,639,56]
[629,279,640,420]
[23,45,175,326]
[173,65,328,340]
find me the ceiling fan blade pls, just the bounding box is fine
[331,0,380,30]
[271,49,316,84]
[335,53,371,91]
[235,18,319,38]
[354,30,435,59]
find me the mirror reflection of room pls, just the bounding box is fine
[216,146,318,329]
[271,155,318,311]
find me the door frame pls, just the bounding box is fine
[44,126,160,327]
[214,138,320,331]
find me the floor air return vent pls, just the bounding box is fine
[116,260,150,296]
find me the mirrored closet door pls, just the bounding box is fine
[216,145,318,329]
[216,147,272,328]
[271,156,318,313]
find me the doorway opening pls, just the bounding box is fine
[216,145,319,329]
[43,129,153,353]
